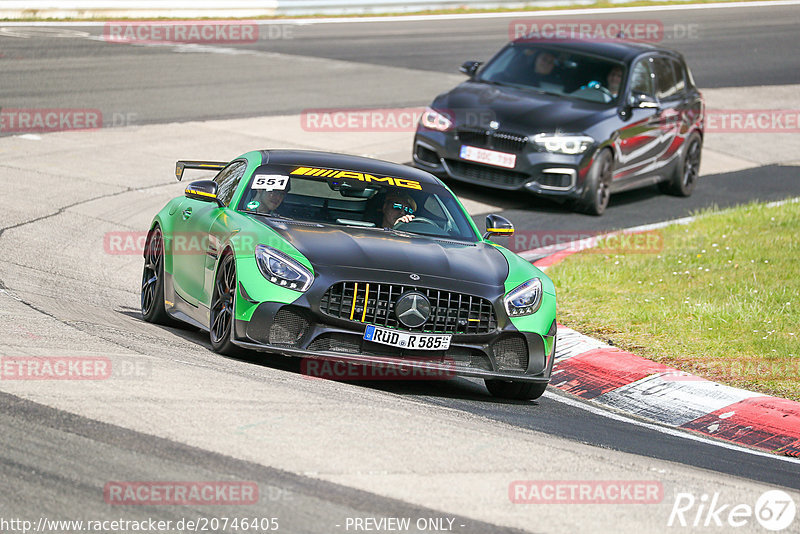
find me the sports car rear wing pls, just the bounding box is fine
[175,160,228,181]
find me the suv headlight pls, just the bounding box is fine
[255,244,313,292]
[532,134,594,155]
[504,278,543,317]
[419,107,453,132]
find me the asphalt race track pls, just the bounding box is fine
[1,3,800,533]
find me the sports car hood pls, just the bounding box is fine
[439,81,614,133]
[259,219,509,290]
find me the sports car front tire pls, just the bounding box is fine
[141,226,171,325]
[485,379,547,400]
[209,252,240,355]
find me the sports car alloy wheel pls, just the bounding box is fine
[210,253,238,354]
[141,227,170,324]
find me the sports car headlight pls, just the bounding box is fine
[255,244,313,292]
[504,278,543,317]
[419,107,453,132]
[532,134,594,155]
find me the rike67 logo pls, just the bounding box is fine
[668,490,796,531]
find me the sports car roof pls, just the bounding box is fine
[254,149,442,185]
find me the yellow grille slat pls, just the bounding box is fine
[361,284,370,322]
[349,282,359,320]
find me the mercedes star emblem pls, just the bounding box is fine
[395,291,431,328]
[410,273,420,281]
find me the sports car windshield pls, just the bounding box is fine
[237,167,479,242]
[478,44,626,104]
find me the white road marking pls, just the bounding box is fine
[1,1,799,26]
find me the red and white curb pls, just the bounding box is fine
[528,200,800,458]
[549,326,800,457]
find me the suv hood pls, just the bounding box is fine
[439,80,615,134]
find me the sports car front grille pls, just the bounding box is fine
[457,129,528,153]
[319,282,497,335]
[445,159,530,187]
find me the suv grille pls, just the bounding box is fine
[319,282,497,335]
[457,129,528,153]
[445,159,530,187]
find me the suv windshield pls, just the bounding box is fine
[478,44,626,104]
[238,165,479,242]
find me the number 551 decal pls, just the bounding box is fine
[252,174,289,190]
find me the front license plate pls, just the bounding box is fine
[459,145,516,169]
[364,325,451,351]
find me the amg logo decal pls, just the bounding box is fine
[290,167,422,190]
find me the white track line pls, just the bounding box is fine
[1,1,799,26]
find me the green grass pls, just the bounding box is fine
[1,0,777,21]
[549,199,800,401]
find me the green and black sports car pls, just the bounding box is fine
[141,150,557,399]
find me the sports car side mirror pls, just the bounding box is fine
[185,180,223,207]
[483,214,514,240]
[459,60,482,77]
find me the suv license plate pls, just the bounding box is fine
[460,145,516,169]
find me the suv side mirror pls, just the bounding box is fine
[630,93,659,109]
[483,214,514,240]
[459,60,482,77]
[185,180,223,207]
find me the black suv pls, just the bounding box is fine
[413,40,704,215]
